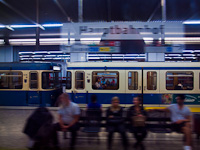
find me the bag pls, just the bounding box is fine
[132,116,146,127]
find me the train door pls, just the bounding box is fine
[72,71,87,103]
[143,70,160,104]
[125,70,142,104]
[28,71,41,105]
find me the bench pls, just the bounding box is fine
[63,108,173,140]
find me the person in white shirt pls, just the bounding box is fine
[53,93,80,150]
[151,94,192,150]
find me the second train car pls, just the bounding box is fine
[65,62,200,106]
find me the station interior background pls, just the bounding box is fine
[0,0,200,62]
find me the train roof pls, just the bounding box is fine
[67,62,200,69]
[0,62,60,70]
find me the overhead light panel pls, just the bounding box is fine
[42,24,63,27]
[183,20,200,24]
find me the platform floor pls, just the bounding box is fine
[0,108,200,150]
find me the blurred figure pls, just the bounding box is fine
[151,94,192,150]
[111,79,115,86]
[23,107,54,150]
[106,80,111,86]
[106,97,128,150]
[53,93,80,150]
[87,94,102,110]
[127,97,147,149]
[95,78,102,89]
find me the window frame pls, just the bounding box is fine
[147,71,157,90]
[92,71,119,90]
[0,71,23,89]
[128,71,138,90]
[66,71,72,89]
[75,71,85,90]
[166,71,194,91]
[29,72,38,89]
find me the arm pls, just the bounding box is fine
[58,114,66,129]
[67,115,80,128]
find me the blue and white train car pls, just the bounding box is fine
[0,63,62,106]
[66,62,200,106]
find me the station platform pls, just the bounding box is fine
[0,108,200,150]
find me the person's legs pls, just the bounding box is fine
[52,123,62,147]
[68,123,79,148]
[108,131,114,150]
[118,125,128,150]
[182,122,192,147]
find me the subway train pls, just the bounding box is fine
[66,62,200,110]
[0,63,62,106]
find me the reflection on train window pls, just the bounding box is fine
[30,72,38,89]
[92,71,119,90]
[147,72,157,90]
[128,72,138,90]
[0,72,23,89]
[66,71,71,89]
[75,72,84,89]
[166,72,193,90]
[42,72,54,89]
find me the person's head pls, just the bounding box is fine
[58,93,70,107]
[111,96,120,107]
[97,78,100,82]
[176,94,185,105]
[133,96,142,106]
[91,94,97,103]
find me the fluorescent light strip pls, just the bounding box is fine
[10,25,39,28]
[9,39,36,42]
[0,25,5,28]
[42,24,63,27]
[183,21,200,24]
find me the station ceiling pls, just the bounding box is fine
[0,0,199,25]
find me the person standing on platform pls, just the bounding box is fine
[53,93,80,150]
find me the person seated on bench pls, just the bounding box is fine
[53,93,80,150]
[87,94,102,110]
[106,96,128,150]
[151,94,192,150]
[127,96,147,150]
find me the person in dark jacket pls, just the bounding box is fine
[106,96,128,150]
[127,96,147,149]
[23,107,54,150]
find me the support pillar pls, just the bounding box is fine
[70,53,87,62]
[0,46,13,62]
[146,53,165,62]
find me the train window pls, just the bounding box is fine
[128,72,138,90]
[75,72,85,89]
[166,71,193,90]
[54,72,62,88]
[66,71,71,89]
[42,72,54,89]
[147,72,157,90]
[92,71,119,90]
[0,72,23,89]
[30,72,38,89]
